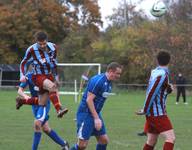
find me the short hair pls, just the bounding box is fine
[157,51,170,66]
[35,31,48,42]
[106,62,122,72]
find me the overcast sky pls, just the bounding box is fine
[98,0,157,29]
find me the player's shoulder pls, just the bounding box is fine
[47,42,57,51]
[151,67,167,79]
[26,44,35,52]
[90,73,106,84]
[151,67,167,78]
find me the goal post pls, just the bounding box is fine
[57,63,101,74]
[57,63,101,102]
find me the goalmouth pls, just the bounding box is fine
[57,63,101,102]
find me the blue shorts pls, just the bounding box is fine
[32,100,50,126]
[76,113,106,140]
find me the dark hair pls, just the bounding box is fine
[35,31,48,42]
[107,62,122,72]
[157,51,170,66]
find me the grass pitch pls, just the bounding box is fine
[0,90,191,150]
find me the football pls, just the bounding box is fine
[150,1,167,17]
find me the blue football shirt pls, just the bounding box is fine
[77,73,112,114]
[19,72,38,97]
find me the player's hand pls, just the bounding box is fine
[20,76,27,82]
[55,80,60,88]
[135,109,145,115]
[94,118,102,131]
[167,84,173,94]
[24,95,31,100]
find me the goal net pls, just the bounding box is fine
[57,63,101,102]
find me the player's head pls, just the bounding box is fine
[35,31,48,50]
[106,62,122,81]
[157,51,170,66]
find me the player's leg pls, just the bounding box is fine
[143,133,158,150]
[94,116,108,150]
[160,129,175,150]
[32,119,42,150]
[16,96,38,109]
[71,115,94,150]
[143,116,159,150]
[42,122,69,150]
[95,134,109,150]
[49,91,68,118]
[176,89,181,104]
[32,104,49,150]
[158,115,175,150]
[43,76,68,118]
[181,89,187,103]
[43,78,57,92]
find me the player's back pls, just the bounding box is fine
[26,73,38,97]
[145,66,169,116]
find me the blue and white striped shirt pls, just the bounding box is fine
[20,42,57,78]
[143,66,170,117]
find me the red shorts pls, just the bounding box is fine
[145,115,173,134]
[32,74,54,94]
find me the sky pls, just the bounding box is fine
[98,0,157,29]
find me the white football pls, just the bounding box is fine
[150,1,167,17]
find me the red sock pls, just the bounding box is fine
[49,92,61,112]
[143,143,154,150]
[163,142,174,150]
[22,97,39,105]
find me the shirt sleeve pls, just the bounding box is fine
[143,75,167,114]
[52,44,58,77]
[19,81,28,89]
[20,47,33,78]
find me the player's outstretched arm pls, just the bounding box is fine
[17,87,31,100]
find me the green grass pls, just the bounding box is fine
[0,90,192,150]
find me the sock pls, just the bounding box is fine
[32,132,42,150]
[49,92,61,112]
[22,97,39,105]
[46,130,65,147]
[70,144,79,150]
[96,143,107,150]
[163,142,174,150]
[143,143,154,150]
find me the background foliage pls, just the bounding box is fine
[0,0,192,83]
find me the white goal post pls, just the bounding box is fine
[57,63,101,74]
[57,63,101,102]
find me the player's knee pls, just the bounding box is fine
[42,126,51,134]
[78,143,87,150]
[100,138,109,144]
[97,135,109,145]
[147,139,157,146]
[166,135,176,143]
[49,84,57,92]
[34,120,41,131]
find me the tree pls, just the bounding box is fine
[107,0,147,28]
[0,0,102,63]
